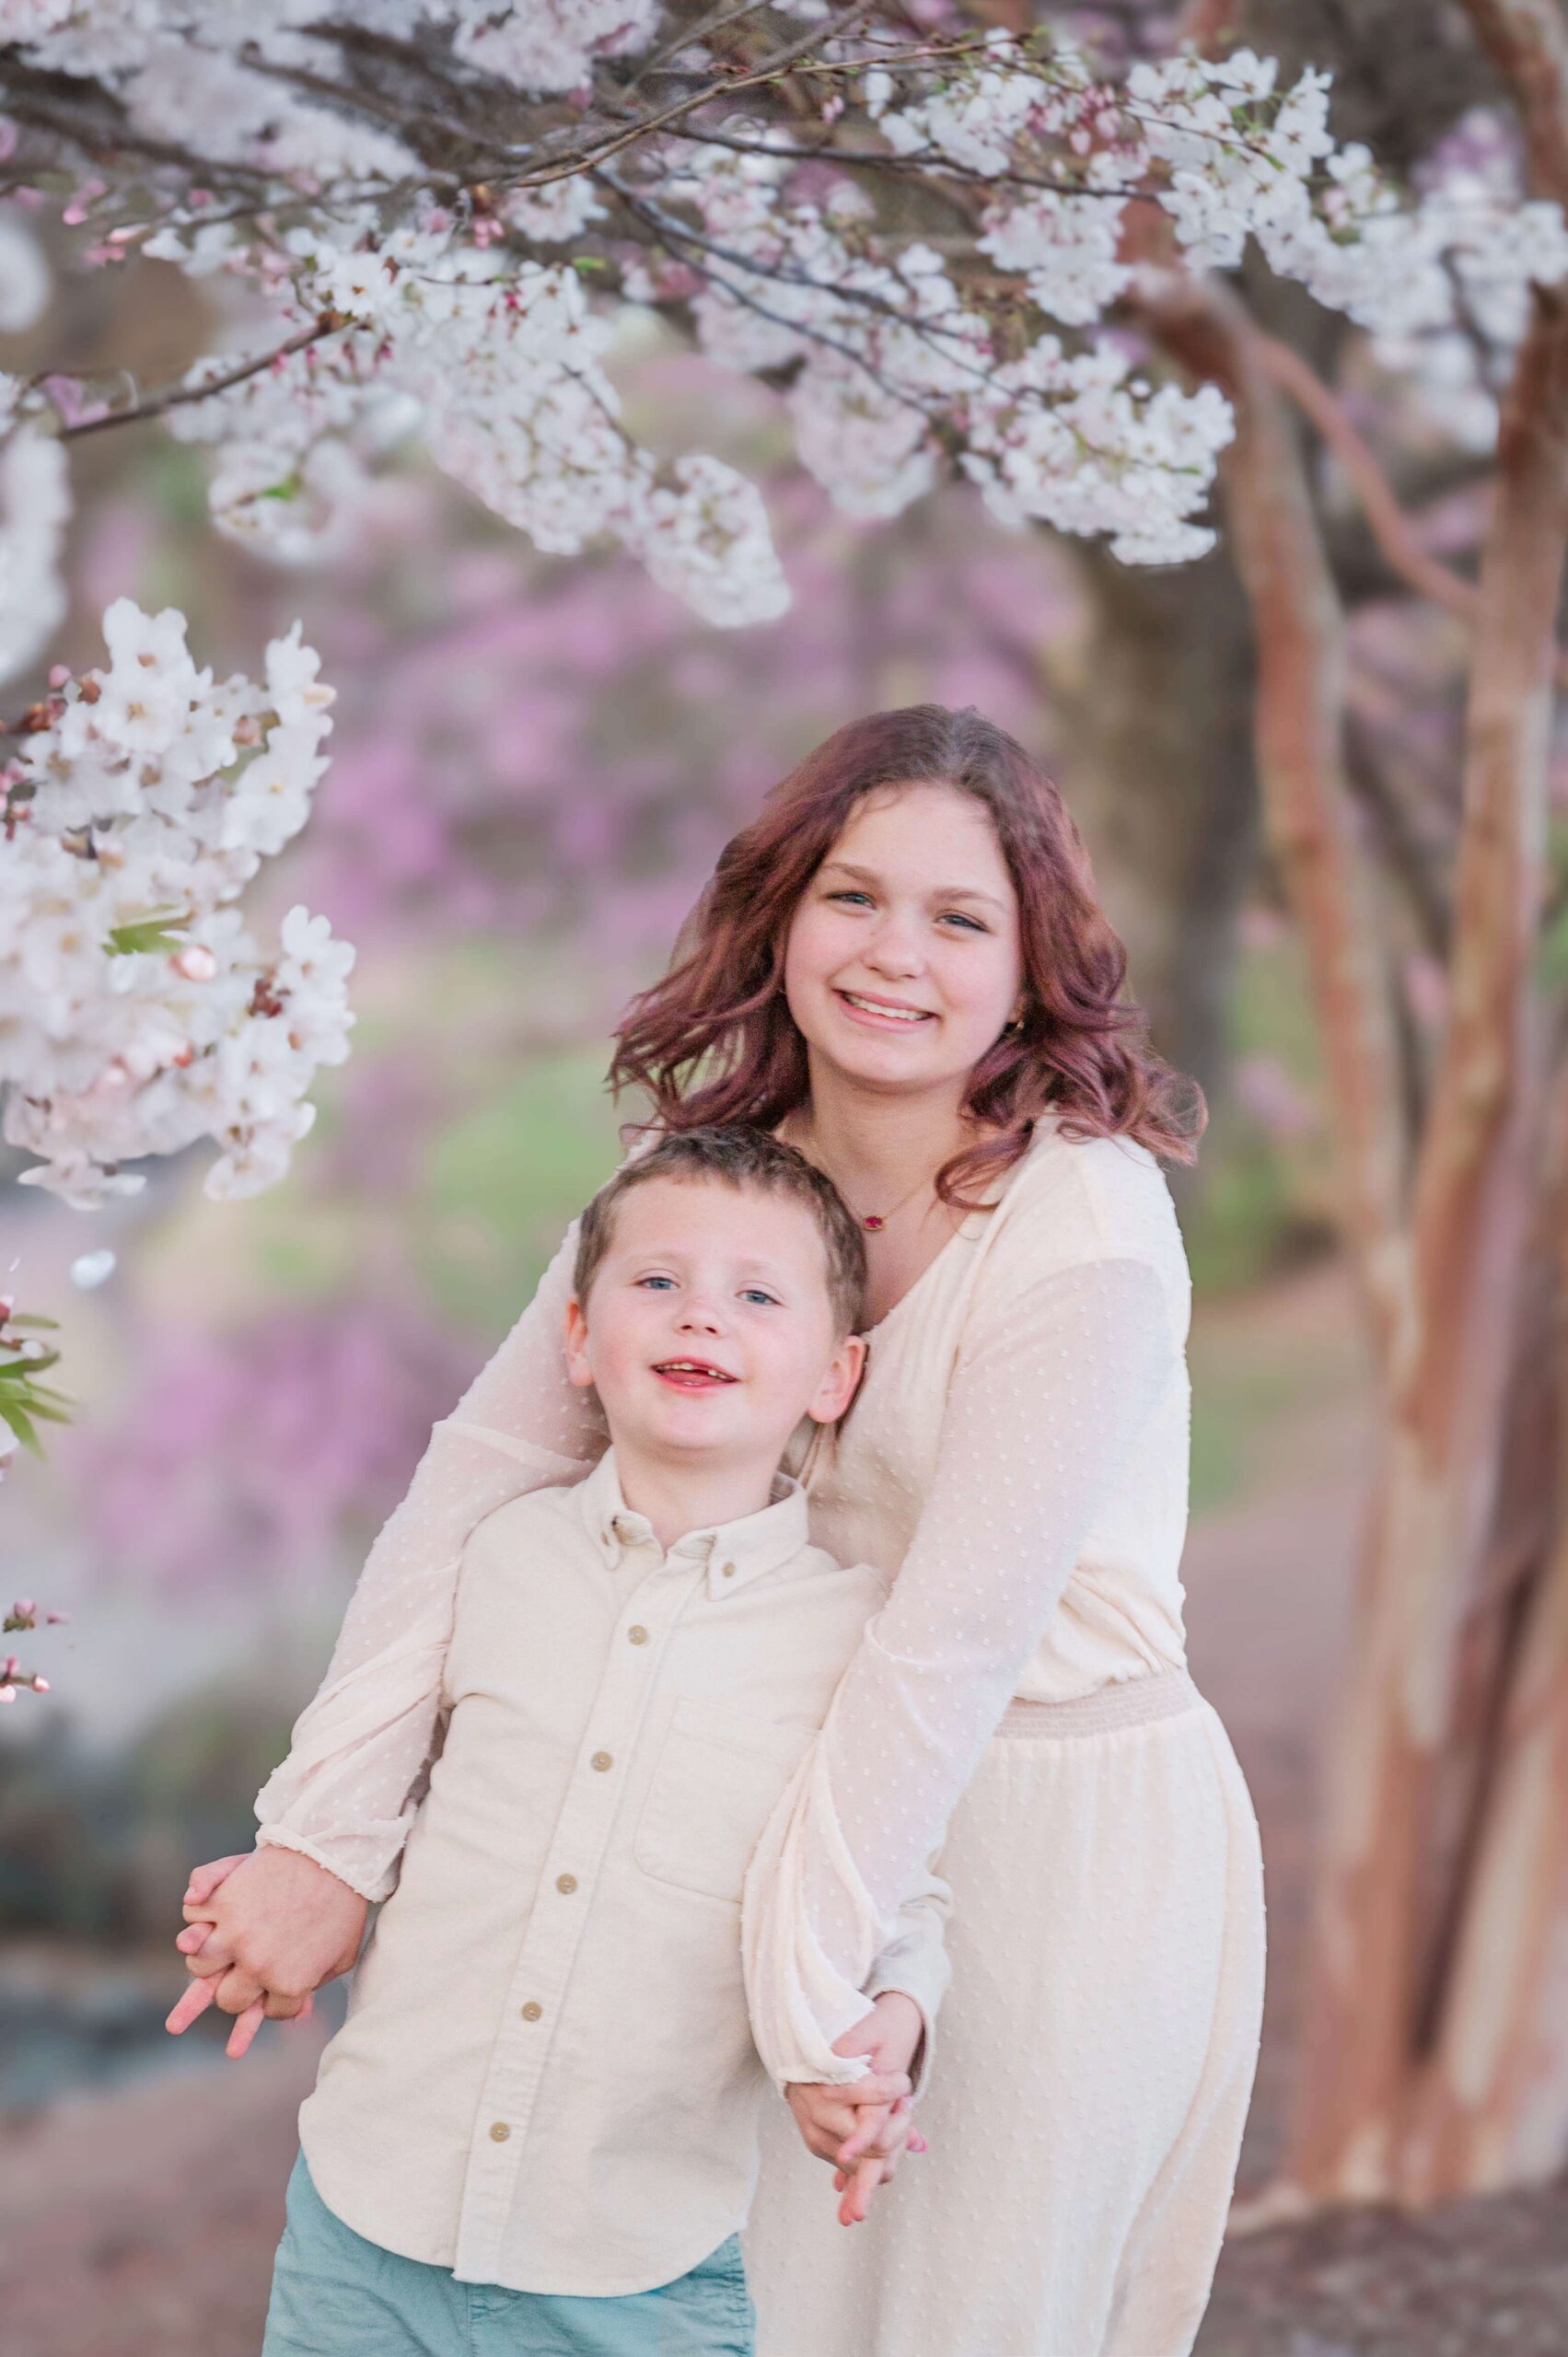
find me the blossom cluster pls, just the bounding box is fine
[6,8,1562,614]
[152,210,791,626]
[1,598,354,1206]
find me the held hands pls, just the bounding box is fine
[165,1845,368,2059]
[170,1853,930,2227]
[786,1991,929,2228]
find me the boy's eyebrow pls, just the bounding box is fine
[819,857,1009,914]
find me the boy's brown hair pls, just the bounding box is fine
[572,1125,867,1337]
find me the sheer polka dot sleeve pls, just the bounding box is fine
[253,1216,608,1900]
[741,1254,1171,2085]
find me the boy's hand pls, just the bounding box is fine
[784,1991,930,2226]
[166,1845,367,2057]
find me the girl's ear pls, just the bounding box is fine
[563,1295,595,1391]
[807,1330,866,1426]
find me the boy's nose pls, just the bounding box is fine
[676,1297,725,1333]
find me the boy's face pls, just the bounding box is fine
[563,1176,865,1470]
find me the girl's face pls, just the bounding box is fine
[783,782,1026,1102]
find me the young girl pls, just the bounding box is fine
[180,704,1265,2357]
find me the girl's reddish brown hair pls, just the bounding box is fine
[608,704,1204,1210]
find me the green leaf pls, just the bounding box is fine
[0,1398,42,1457]
[20,1399,72,1427]
[106,909,192,957]
[8,1314,60,1330]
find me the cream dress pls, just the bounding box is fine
[255,1115,1265,2357]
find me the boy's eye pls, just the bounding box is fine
[740,1287,780,1307]
[636,1275,676,1291]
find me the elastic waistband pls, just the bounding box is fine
[995,1667,1201,1739]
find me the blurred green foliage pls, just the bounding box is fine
[423,1048,625,1328]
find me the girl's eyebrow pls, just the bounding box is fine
[819,858,1009,914]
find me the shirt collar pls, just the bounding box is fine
[575,1446,811,1598]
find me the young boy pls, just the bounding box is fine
[221,1127,943,2356]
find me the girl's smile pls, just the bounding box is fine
[833,989,935,1030]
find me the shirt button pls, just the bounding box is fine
[627,1624,648,1645]
[556,1873,577,1895]
[591,1750,613,1772]
[489,2121,510,2143]
[721,1561,737,1579]
[521,2001,543,2022]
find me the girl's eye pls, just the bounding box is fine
[741,1288,780,1307]
[829,888,983,932]
[636,1274,676,1291]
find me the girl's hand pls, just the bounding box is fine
[166,1845,366,2056]
[784,1991,930,2225]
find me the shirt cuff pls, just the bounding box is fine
[254,1824,400,1906]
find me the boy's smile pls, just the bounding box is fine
[651,1355,738,1390]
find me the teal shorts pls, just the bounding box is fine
[262,2151,756,2357]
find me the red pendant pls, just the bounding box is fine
[863,1213,886,1230]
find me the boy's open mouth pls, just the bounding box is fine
[651,1359,738,1389]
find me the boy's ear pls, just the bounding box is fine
[563,1295,595,1392]
[807,1330,866,1427]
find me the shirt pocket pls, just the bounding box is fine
[633,1697,817,1905]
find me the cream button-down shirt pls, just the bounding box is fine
[296,1446,949,2299]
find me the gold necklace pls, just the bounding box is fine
[854,1165,935,1233]
[778,1115,936,1231]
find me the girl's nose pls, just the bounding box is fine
[865,916,924,977]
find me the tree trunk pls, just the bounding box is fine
[1283,281,1568,2203]
[1047,540,1260,1101]
[1398,1047,1568,2197]
[1142,272,1412,1352]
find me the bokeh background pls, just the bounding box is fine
[3,106,1564,2351]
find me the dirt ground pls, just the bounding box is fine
[5,1261,1567,2357]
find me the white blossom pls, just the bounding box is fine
[447,0,659,95]
[503,180,609,244]
[0,600,353,1206]
[631,456,789,627]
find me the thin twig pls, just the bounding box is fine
[508,1,881,189]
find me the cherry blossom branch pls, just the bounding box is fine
[488,3,885,189]
[1253,334,1482,626]
[53,314,347,444]
[1251,329,1568,685]
[620,0,783,96]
